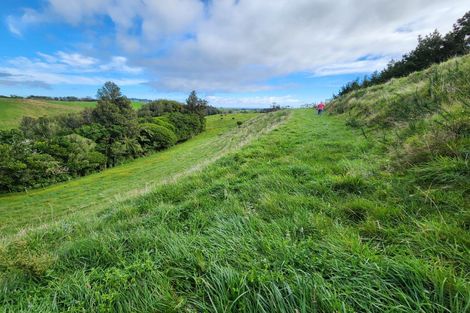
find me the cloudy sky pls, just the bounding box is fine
[0,1,468,107]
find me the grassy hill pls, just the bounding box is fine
[1,108,468,311]
[328,55,469,204]
[0,57,469,311]
[0,111,283,235]
[0,98,143,129]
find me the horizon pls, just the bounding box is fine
[0,0,468,108]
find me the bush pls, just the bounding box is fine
[139,123,177,152]
[151,116,176,133]
[167,112,205,142]
[137,99,183,117]
[0,83,210,193]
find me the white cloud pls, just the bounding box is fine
[4,0,470,92]
[6,16,22,36]
[313,58,391,77]
[6,8,44,36]
[56,51,98,67]
[207,95,304,108]
[0,65,145,87]
[0,51,146,88]
[99,56,142,74]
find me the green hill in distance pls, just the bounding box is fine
[0,98,143,130]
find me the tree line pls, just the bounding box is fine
[0,83,218,193]
[0,95,96,102]
[335,11,470,98]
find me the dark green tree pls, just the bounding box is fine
[186,90,208,115]
[92,82,139,166]
[96,81,122,102]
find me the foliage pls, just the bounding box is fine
[138,123,177,152]
[137,92,219,118]
[167,112,205,142]
[186,90,208,115]
[0,112,262,234]
[137,99,183,117]
[0,83,206,193]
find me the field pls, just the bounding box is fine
[0,112,285,235]
[1,56,469,312]
[0,98,142,129]
[1,108,468,312]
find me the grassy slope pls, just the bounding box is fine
[328,54,470,128]
[0,112,288,235]
[1,110,468,312]
[0,98,142,129]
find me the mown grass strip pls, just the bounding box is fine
[0,111,288,236]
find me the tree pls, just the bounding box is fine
[186,90,208,115]
[167,112,205,141]
[62,134,106,175]
[0,144,27,192]
[443,11,470,57]
[92,82,139,166]
[20,116,61,139]
[96,81,122,102]
[137,99,183,117]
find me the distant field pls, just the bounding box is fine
[0,98,143,129]
[0,111,288,235]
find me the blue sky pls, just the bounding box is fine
[0,0,468,107]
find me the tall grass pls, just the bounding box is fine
[1,110,468,312]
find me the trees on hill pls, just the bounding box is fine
[186,90,208,115]
[335,11,470,97]
[0,83,209,193]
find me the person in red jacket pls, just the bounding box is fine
[316,102,325,115]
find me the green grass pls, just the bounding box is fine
[0,98,143,129]
[1,109,468,312]
[0,112,285,235]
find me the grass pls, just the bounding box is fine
[0,112,287,235]
[1,109,468,312]
[0,98,143,129]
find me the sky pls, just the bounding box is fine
[0,1,468,108]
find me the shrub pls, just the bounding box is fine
[137,99,183,117]
[151,116,176,133]
[167,112,205,142]
[139,123,177,152]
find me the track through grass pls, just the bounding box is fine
[1,109,467,312]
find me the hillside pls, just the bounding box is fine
[1,103,469,311]
[0,98,143,129]
[328,55,469,199]
[0,111,284,235]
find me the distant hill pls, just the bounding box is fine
[0,98,143,129]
